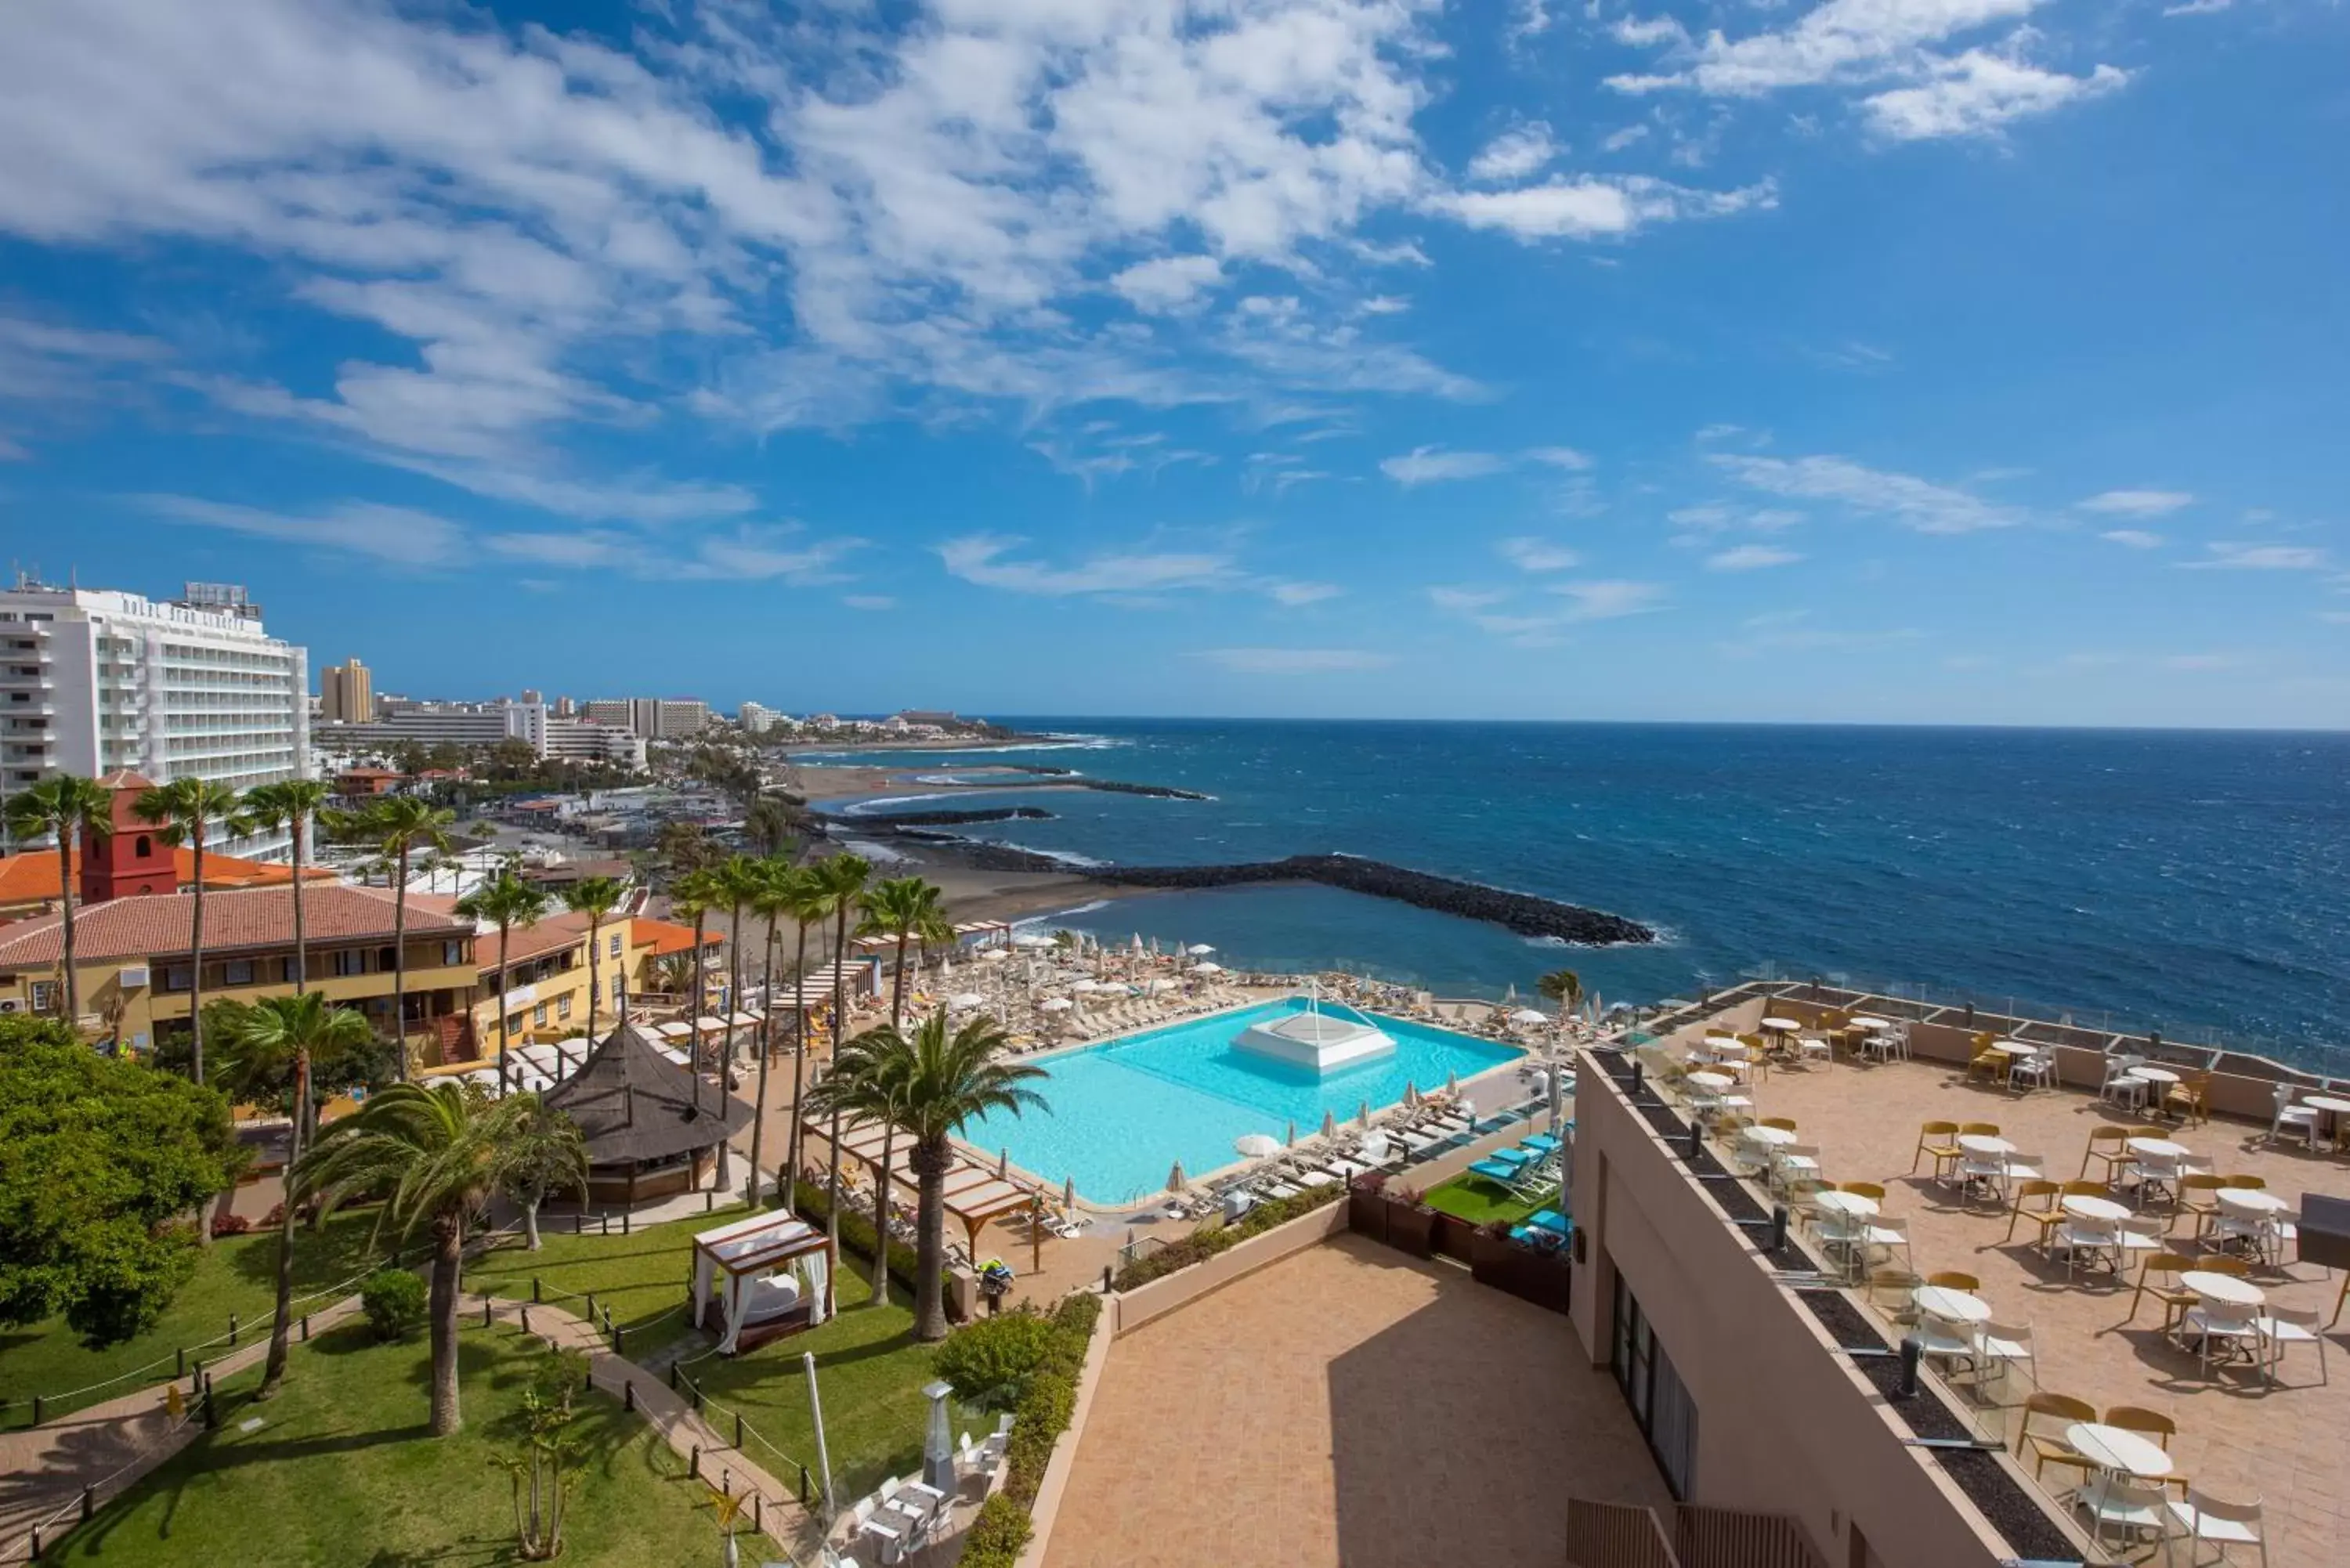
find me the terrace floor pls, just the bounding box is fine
[1045,1234,1668,1568]
[1741,1051,2350,1566]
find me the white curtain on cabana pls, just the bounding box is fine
[690,1212,832,1353]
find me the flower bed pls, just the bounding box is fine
[1108,1183,1344,1292]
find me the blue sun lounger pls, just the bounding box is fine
[1469,1158,1525,1186]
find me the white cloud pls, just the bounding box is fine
[2079,489,2195,517]
[1866,52,2128,141]
[143,495,463,567]
[1706,544,1803,571]
[486,522,859,583]
[1549,579,1668,620]
[1499,537,1582,572]
[938,534,1237,595]
[1524,446,1594,471]
[1267,580,1345,605]
[1712,452,2019,533]
[1429,586,1508,612]
[842,594,898,611]
[1381,446,1510,486]
[2099,529,2164,549]
[1191,647,1395,674]
[1602,125,1652,153]
[2177,543,2330,572]
[1108,255,1224,314]
[1440,175,1775,241]
[1468,123,1561,183]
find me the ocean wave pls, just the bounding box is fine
[838,838,915,864]
[1019,898,1113,923]
[993,840,1112,870]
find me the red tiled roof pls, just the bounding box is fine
[631,917,723,956]
[0,847,334,905]
[478,910,595,970]
[0,883,473,968]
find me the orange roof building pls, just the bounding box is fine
[0,844,336,919]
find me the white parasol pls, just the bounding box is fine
[1063,1175,1078,1209]
[1358,1100,1372,1130]
[1320,1109,1337,1140]
[1188,943,1216,956]
[948,992,986,1010]
[1445,1071,1461,1098]
[1144,977,1177,993]
[1070,979,1102,994]
[1511,1008,1550,1026]
[1166,1159,1188,1193]
[1192,962,1224,975]
[1404,1082,1422,1109]
[1039,997,1073,1013]
[1234,1133,1282,1159]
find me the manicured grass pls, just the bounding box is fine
[465,1206,945,1501]
[52,1321,725,1568]
[0,1209,392,1422]
[1420,1170,1551,1227]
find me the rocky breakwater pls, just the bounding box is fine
[829,805,1056,828]
[1097,855,1654,945]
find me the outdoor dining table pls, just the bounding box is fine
[1912,1285,1992,1325]
[2062,1194,2133,1223]
[1959,1134,2016,1155]
[2180,1270,2265,1308]
[2127,1065,2181,1086]
[1742,1124,1797,1148]
[1760,1017,1801,1039]
[2215,1188,2289,1219]
[1849,1015,1892,1031]
[2302,1094,2350,1144]
[2066,1423,2174,1481]
[1986,1039,2034,1056]
[2127,1137,2190,1160]
[1687,1071,1735,1093]
[1814,1190,1880,1220]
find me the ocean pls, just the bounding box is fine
[801,721,2350,1071]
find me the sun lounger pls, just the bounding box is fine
[1469,1158,1524,1186]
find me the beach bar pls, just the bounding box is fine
[541,1020,754,1205]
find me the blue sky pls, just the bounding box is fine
[2,0,2345,727]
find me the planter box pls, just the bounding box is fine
[1430,1211,1479,1265]
[1348,1186,1390,1244]
[1469,1228,1573,1313]
[1385,1201,1436,1258]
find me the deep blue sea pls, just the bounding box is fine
[801,721,2350,1071]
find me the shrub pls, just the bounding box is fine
[360,1267,428,1341]
[208,1212,252,1239]
[791,1179,920,1295]
[957,1494,1034,1568]
[1108,1183,1342,1292]
[934,1310,1058,1411]
[1003,1369,1076,1505]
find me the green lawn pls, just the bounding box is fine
[1421,1169,1552,1227]
[465,1207,943,1501]
[50,1321,726,1568]
[1,1209,392,1423]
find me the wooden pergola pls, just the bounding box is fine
[805,1115,1044,1260]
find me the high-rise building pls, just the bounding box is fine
[580,699,632,729]
[319,656,374,722]
[313,700,645,768]
[739,701,785,733]
[581,696,711,739]
[519,688,543,706]
[0,577,309,859]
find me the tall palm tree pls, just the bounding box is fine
[330,797,454,1077]
[713,854,765,1067]
[671,865,726,1185]
[1538,968,1583,1024]
[558,876,626,1035]
[218,992,376,1399]
[851,1013,1047,1341]
[804,1027,912,1301]
[457,871,550,1095]
[776,865,830,1196]
[743,858,802,1205]
[133,777,243,1086]
[497,1096,588,1251]
[3,773,113,1027]
[233,780,331,999]
[858,875,953,1029]
[295,1082,550,1435]
[807,854,870,1249]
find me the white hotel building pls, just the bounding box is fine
[0,580,309,860]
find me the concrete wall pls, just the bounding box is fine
[1108,1197,1351,1338]
[1014,1294,1116,1568]
[1567,1054,2068,1568]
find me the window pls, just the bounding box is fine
[443,939,465,966]
[609,932,623,958]
[164,965,194,992]
[533,1003,549,1028]
[222,959,256,986]
[331,949,363,977]
[282,956,302,983]
[135,834,152,858]
[557,994,573,1019]
[1611,1272,1697,1499]
[378,946,397,972]
[29,981,55,1013]
[506,1012,526,1035]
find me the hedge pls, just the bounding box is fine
[1108,1182,1342,1292]
[790,1178,921,1296]
[957,1494,1034,1568]
[935,1289,1104,1563]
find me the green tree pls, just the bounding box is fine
[1538,968,1584,1023]
[743,858,804,1205]
[2,773,114,1028]
[295,1080,544,1435]
[776,865,831,1194]
[457,872,551,1096]
[328,796,454,1078]
[132,777,243,1087]
[214,993,377,1398]
[713,854,765,1064]
[807,854,870,1255]
[233,779,331,999]
[558,876,627,1036]
[858,875,953,1029]
[0,1017,243,1345]
[490,1350,593,1559]
[804,1028,911,1302]
[497,1095,588,1251]
[655,820,719,876]
[842,1013,1046,1342]
[742,796,804,859]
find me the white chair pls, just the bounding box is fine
[1888,1021,1915,1062]
[1914,1310,1980,1382]
[2117,1214,2167,1263]
[2162,1487,2268,1567]
[1957,1149,2010,1205]
[2181,1302,2263,1376]
[2001,1151,2047,1187]
[1795,1031,1834,1069]
[1769,1144,1822,1195]
[2008,1050,2055,1092]
[1862,1213,1913,1274]
[2257,1303,2326,1386]
[2267,1082,2322,1151]
[2100,1054,2149,1111]
[2052,1216,2120,1280]
[1976,1320,2037,1392]
[851,1497,904,1564]
[2077,1476,2168,1558]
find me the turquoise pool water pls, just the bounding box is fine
[956,997,1524,1205]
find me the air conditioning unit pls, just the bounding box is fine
[0,998,22,1013]
[119,964,152,989]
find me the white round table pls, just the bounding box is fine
[2127,1065,2181,1086]
[1687,1071,1734,1092]
[1958,1134,2016,1155]
[1850,1015,1892,1031]
[2063,1194,2132,1223]
[2215,1187,2287,1217]
[1761,1017,1800,1031]
[1913,1286,1991,1324]
[2066,1423,2174,1479]
[1987,1039,2034,1057]
[2179,1270,2265,1309]
[1742,1125,1797,1148]
[1814,1190,1880,1219]
[2127,1137,2189,1160]
[2303,1094,2350,1115]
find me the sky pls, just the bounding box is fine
[1,0,2345,728]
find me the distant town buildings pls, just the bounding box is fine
[580,696,711,740]
[314,699,645,768]
[0,576,309,860]
[318,656,374,722]
[739,701,786,734]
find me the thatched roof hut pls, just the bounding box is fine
[543,1021,752,1204]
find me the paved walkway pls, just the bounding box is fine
[1047,1235,1668,1568]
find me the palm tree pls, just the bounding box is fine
[808,854,870,1250]
[804,1027,912,1301]
[742,796,803,860]
[457,871,551,1095]
[498,1097,589,1251]
[1538,968,1584,1024]
[713,854,766,1067]
[777,865,830,1196]
[218,992,377,1399]
[233,780,331,999]
[331,797,454,1076]
[858,875,953,1028]
[671,866,727,1186]
[558,876,626,1035]
[295,1082,548,1435]
[743,858,804,1205]
[133,777,243,1086]
[855,1013,1047,1341]
[3,773,114,1027]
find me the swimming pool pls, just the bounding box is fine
[956,997,1524,1205]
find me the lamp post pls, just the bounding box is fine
[922,1378,956,1494]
